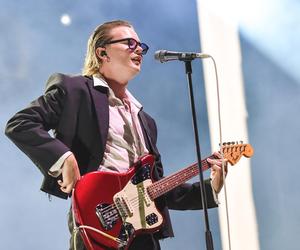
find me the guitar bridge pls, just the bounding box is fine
[113,195,133,219]
[95,204,119,230]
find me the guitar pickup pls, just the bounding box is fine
[113,193,134,219]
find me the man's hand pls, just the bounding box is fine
[57,154,81,194]
[207,152,228,193]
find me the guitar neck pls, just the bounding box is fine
[147,158,211,200]
[147,143,253,200]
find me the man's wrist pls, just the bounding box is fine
[48,151,73,177]
[210,178,220,204]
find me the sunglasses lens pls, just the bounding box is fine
[128,39,137,50]
[140,43,149,55]
[127,38,149,55]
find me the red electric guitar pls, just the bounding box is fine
[72,142,254,250]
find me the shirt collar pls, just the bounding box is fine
[93,75,143,110]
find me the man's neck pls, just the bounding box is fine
[106,79,128,99]
[98,70,129,99]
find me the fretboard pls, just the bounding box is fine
[147,157,211,200]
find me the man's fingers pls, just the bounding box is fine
[208,157,223,165]
[208,158,228,177]
[61,185,73,194]
[57,179,64,187]
[58,178,79,194]
[58,182,74,193]
[211,164,221,171]
[213,151,222,158]
[208,157,228,166]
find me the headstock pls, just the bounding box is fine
[221,141,254,165]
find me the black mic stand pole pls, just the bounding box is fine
[183,59,214,250]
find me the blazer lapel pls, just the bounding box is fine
[85,76,109,149]
[138,111,154,153]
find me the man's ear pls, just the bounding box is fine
[95,47,107,59]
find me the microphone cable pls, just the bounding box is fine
[202,54,232,250]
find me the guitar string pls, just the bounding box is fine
[99,161,211,217]
[101,174,187,215]
[97,144,238,221]
[99,162,211,220]
[92,147,243,226]
[98,145,238,222]
[97,186,156,219]
[95,147,231,222]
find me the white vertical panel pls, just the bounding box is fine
[196,1,259,249]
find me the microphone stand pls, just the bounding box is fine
[183,59,214,250]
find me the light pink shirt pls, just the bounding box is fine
[94,76,149,172]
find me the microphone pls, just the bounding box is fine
[154,50,210,63]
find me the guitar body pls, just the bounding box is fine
[72,154,163,250]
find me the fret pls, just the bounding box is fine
[148,159,210,200]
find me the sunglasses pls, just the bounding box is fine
[104,38,149,55]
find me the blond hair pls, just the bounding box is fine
[82,20,132,76]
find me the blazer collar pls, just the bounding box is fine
[85,76,109,148]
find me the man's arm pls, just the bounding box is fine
[5,73,71,176]
[165,153,227,210]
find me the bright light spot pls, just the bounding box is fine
[60,14,72,26]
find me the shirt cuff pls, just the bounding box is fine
[210,179,220,205]
[48,151,72,177]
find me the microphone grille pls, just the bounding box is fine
[154,50,167,62]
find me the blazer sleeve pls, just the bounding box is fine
[165,180,218,210]
[5,73,71,176]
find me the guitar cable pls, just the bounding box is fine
[204,55,232,250]
[71,190,127,250]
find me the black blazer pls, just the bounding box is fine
[5,73,217,239]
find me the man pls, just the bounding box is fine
[5,20,226,250]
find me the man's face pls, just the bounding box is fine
[99,26,145,85]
